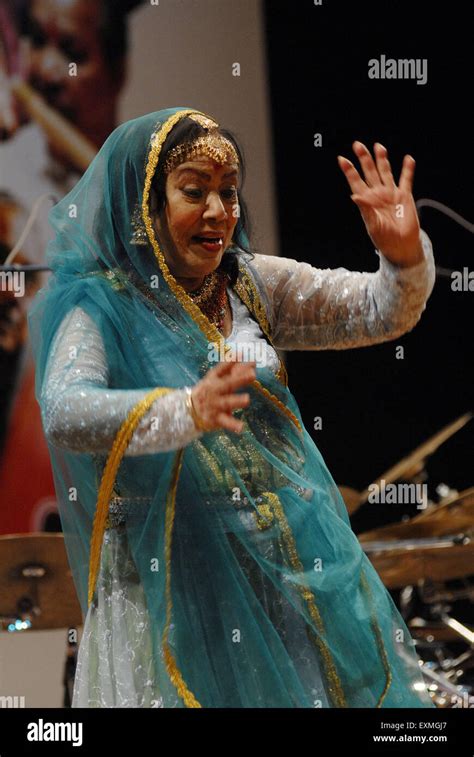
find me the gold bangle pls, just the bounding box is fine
[184,387,214,432]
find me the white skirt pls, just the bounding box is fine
[72,517,330,708]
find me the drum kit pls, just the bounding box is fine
[0,533,82,706]
[339,412,474,708]
[0,415,471,708]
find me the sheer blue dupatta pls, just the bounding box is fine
[29,107,434,708]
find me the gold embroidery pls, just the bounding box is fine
[162,449,202,707]
[130,201,149,245]
[253,495,275,531]
[141,109,300,434]
[81,268,126,291]
[100,109,304,707]
[188,113,218,129]
[88,386,202,707]
[87,387,172,607]
[263,491,347,708]
[233,264,289,387]
[360,570,393,707]
[85,110,339,710]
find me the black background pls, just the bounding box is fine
[263,0,473,533]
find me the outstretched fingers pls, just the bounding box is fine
[374,143,396,187]
[339,141,401,193]
[398,154,416,194]
[337,154,368,195]
[351,141,383,187]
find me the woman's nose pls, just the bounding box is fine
[203,191,227,220]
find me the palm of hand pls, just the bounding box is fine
[338,141,423,267]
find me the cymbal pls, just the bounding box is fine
[359,413,472,504]
[359,487,474,542]
[408,618,474,643]
[337,485,364,515]
[363,537,474,589]
[0,533,83,630]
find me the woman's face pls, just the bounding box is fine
[153,156,240,283]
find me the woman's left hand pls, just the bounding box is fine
[337,141,424,268]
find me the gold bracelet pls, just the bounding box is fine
[184,387,214,432]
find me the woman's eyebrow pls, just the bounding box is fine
[177,167,238,180]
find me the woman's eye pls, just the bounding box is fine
[182,188,202,199]
[182,187,237,200]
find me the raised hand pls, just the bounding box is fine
[337,141,424,267]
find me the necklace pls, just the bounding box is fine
[133,267,230,334]
[187,270,220,305]
[188,269,230,333]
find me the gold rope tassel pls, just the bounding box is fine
[87,383,202,707]
[87,387,172,607]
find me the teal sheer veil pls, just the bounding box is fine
[28,107,434,708]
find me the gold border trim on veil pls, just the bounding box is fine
[87,387,172,607]
[162,448,202,707]
[263,492,347,707]
[265,494,392,707]
[360,570,393,707]
[233,266,289,386]
[88,384,202,706]
[141,109,301,433]
[88,110,367,711]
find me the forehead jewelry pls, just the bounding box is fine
[130,113,239,246]
[163,113,239,175]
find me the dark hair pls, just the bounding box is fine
[151,117,255,286]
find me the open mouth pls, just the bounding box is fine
[191,236,224,251]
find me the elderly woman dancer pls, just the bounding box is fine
[29,107,436,708]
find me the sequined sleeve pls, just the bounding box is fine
[249,229,435,350]
[41,307,203,455]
